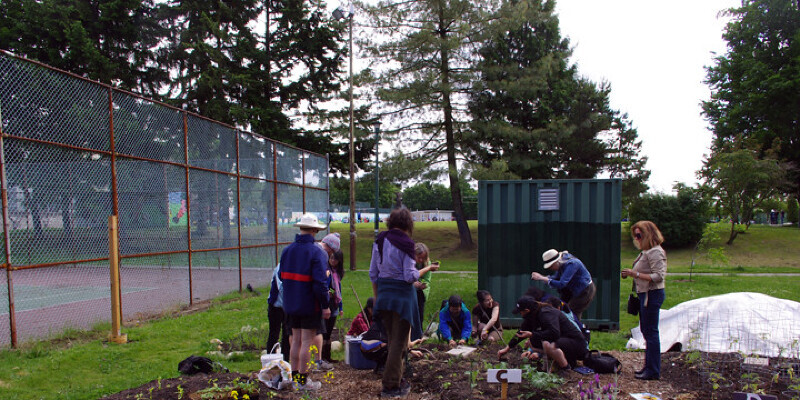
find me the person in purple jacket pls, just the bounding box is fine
[280,213,330,391]
[370,208,438,398]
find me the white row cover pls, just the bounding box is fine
[628,292,800,358]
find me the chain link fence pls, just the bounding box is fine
[0,50,329,347]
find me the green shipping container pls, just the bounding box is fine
[478,179,621,330]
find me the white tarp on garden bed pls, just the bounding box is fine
[627,292,800,357]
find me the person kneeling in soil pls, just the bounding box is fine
[497,296,588,371]
[348,297,374,337]
[438,295,472,347]
[361,319,426,375]
[471,290,503,344]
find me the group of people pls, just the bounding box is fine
[496,220,667,382]
[266,214,345,390]
[267,208,669,396]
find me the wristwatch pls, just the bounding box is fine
[636,272,640,278]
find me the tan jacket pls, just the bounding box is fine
[632,245,667,294]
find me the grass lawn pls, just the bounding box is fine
[621,222,800,273]
[330,221,479,271]
[0,221,798,399]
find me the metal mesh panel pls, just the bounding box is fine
[112,90,185,163]
[0,53,329,346]
[241,246,275,270]
[275,144,303,184]
[187,115,237,173]
[0,54,110,151]
[238,133,274,180]
[0,191,5,264]
[276,183,303,243]
[189,169,239,250]
[120,254,190,321]
[3,139,111,266]
[191,249,240,299]
[117,160,188,255]
[304,152,328,189]
[305,188,330,226]
[2,262,111,345]
[240,177,275,246]
[241,247,273,290]
[0,269,8,346]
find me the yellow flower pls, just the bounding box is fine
[242,395,250,400]
[230,390,239,400]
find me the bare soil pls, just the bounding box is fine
[101,343,800,399]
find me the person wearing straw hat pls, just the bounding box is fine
[280,213,330,391]
[530,249,596,319]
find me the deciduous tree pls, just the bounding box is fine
[700,149,790,244]
[702,0,800,199]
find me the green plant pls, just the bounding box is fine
[195,378,258,400]
[708,371,729,399]
[465,369,479,389]
[176,384,185,399]
[740,372,763,394]
[521,364,563,391]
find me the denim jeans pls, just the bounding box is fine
[638,288,665,376]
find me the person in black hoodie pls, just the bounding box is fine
[497,296,588,370]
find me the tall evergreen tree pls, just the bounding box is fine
[360,0,493,249]
[0,0,167,95]
[466,0,648,194]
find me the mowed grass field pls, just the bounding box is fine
[332,220,800,272]
[0,221,798,399]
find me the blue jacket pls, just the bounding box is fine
[279,234,329,316]
[438,303,472,341]
[547,253,592,298]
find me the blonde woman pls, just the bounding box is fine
[621,220,667,380]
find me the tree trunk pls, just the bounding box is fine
[726,221,738,245]
[438,24,473,250]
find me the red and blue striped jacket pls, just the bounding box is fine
[279,234,330,316]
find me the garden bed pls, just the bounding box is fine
[100,343,800,400]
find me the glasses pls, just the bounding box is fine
[634,233,643,240]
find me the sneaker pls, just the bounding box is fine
[294,378,322,391]
[312,359,334,371]
[380,380,410,398]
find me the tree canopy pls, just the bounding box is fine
[465,0,649,203]
[702,0,800,198]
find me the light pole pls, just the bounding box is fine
[372,121,381,239]
[333,4,357,270]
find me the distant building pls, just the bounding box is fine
[410,210,453,222]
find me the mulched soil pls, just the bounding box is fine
[101,342,800,400]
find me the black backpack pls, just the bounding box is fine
[178,355,227,375]
[582,350,622,374]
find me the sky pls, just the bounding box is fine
[553,0,741,193]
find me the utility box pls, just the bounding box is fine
[478,179,621,330]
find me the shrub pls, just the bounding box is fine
[629,189,708,248]
[788,197,799,225]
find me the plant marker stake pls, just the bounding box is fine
[487,369,521,400]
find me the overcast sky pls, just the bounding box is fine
[554,0,740,193]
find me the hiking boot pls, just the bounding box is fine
[380,380,410,398]
[312,359,334,371]
[294,378,322,391]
